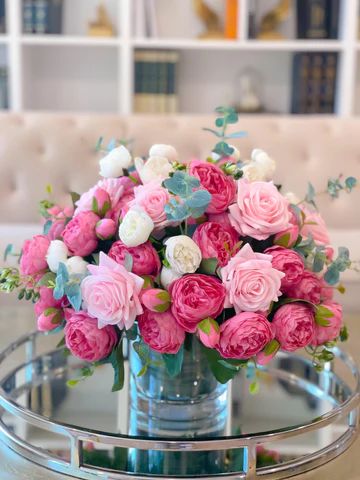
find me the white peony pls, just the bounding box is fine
[46,240,69,273]
[164,235,202,275]
[160,266,183,290]
[135,155,173,184]
[119,208,154,247]
[241,149,276,182]
[65,256,89,276]
[149,144,178,163]
[99,145,132,178]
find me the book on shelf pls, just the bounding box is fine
[23,0,63,35]
[0,66,8,110]
[296,0,339,39]
[0,0,5,34]
[133,0,158,38]
[225,0,238,39]
[134,50,179,114]
[291,52,338,114]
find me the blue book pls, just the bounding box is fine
[23,0,34,34]
[0,0,5,33]
[34,0,49,34]
[48,0,63,34]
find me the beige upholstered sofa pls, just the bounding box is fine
[0,113,359,311]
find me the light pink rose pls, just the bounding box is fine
[274,209,300,248]
[62,211,99,256]
[197,318,220,348]
[265,246,305,290]
[229,180,291,240]
[221,243,284,313]
[96,219,117,240]
[108,240,161,277]
[92,187,111,217]
[46,205,74,241]
[81,252,144,329]
[141,288,171,312]
[129,180,170,230]
[64,308,118,362]
[37,311,61,332]
[189,160,236,214]
[169,274,226,333]
[138,309,185,354]
[272,303,315,351]
[217,312,274,359]
[285,270,322,304]
[301,206,330,245]
[193,221,240,267]
[20,235,50,276]
[312,302,343,346]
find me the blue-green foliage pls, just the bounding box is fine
[54,262,83,311]
[305,182,317,208]
[324,247,352,285]
[327,175,358,199]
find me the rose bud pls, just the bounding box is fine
[141,288,171,313]
[37,310,62,332]
[92,187,111,217]
[197,317,220,348]
[96,218,117,240]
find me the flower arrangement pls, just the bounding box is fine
[1,107,358,392]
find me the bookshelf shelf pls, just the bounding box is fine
[0,35,8,44]
[21,34,120,47]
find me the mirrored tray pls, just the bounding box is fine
[0,331,359,479]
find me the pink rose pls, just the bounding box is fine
[301,206,330,245]
[64,309,118,362]
[141,288,171,312]
[193,221,240,267]
[286,270,322,304]
[81,252,143,329]
[46,205,74,241]
[169,274,226,333]
[62,211,99,256]
[129,181,170,230]
[108,240,161,277]
[189,160,236,214]
[138,309,185,354]
[96,219,117,240]
[229,180,291,240]
[197,318,220,348]
[274,209,300,248]
[20,235,50,276]
[37,311,61,332]
[272,303,315,351]
[221,243,284,313]
[217,312,274,359]
[312,302,343,346]
[265,246,305,290]
[91,187,111,217]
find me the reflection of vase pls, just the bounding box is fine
[128,339,229,476]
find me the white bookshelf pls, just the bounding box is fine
[1,0,360,115]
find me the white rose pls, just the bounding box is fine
[119,208,154,247]
[164,235,202,275]
[149,144,178,163]
[99,145,132,178]
[251,149,276,180]
[285,191,300,205]
[65,256,88,276]
[160,266,183,290]
[135,156,173,184]
[46,240,69,273]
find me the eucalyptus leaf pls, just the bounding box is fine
[109,342,125,392]
[3,244,13,262]
[345,176,357,192]
[43,220,53,235]
[162,346,184,377]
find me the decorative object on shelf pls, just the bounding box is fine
[88,1,115,37]
[234,67,263,113]
[193,0,225,39]
[257,0,290,40]
[225,0,238,39]
[0,66,8,109]
[291,52,338,113]
[0,0,5,34]
[296,0,340,40]
[0,107,358,476]
[22,0,63,35]
[133,0,158,38]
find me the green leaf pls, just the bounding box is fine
[345,176,357,192]
[70,191,81,207]
[37,272,56,287]
[225,131,247,139]
[198,317,219,336]
[153,303,170,313]
[340,325,349,342]
[274,233,290,248]
[202,346,239,384]
[126,325,138,341]
[46,184,53,195]
[163,171,200,198]
[263,339,280,356]
[44,307,58,317]
[249,381,259,395]
[315,305,334,327]
[199,258,218,275]
[43,220,53,235]
[95,136,104,151]
[56,336,66,348]
[109,342,125,392]
[137,364,148,377]
[3,244,13,262]
[162,345,184,377]
[305,182,317,208]
[67,379,80,388]
[203,127,222,138]
[156,291,171,302]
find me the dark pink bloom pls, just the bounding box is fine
[272,303,315,351]
[138,309,185,354]
[62,211,100,256]
[46,205,74,241]
[95,218,117,240]
[108,240,161,277]
[265,246,305,290]
[20,235,50,276]
[285,270,322,304]
[312,302,343,346]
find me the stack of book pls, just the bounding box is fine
[0,0,5,34]
[134,50,179,114]
[296,0,339,39]
[291,52,338,114]
[23,0,63,35]
[0,66,8,109]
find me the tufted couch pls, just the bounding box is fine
[0,113,359,311]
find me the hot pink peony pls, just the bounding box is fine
[221,243,284,313]
[138,309,185,354]
[313,302,343,346]
[81,252,144,329]
[189,160,236,214]
[301,206,330,245]
[265,246,305,290]
[20,235,50,276]
[62,211,100,257]
[217,312,274,359]
[129,180,170,229]
[46,205,74,241]
[95,218,117,240]
[193,221,240,267]
[272,303,315,351]
[207,212,233,230]
[285,270,322,304]
[229,179,291,240]
[169,274,226,333]
[108,240,161,277]
[64,309,118,361]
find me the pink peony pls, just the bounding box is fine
[91,187,111,217]
[95,218,117,240]
[265,246,305,290]
[129,180,170,229]
[37,311,61,332]
[46,205,74,241]
[221,243,284,313]
[141,288,171,312]
[108,240,161,277]
[169,274,226,333]
[138,309,185,354]
[189,160,236,214]
[62,211,100,257]
[320,278,334,302]
[312,302,343,346]
[197,318,220,348]
[217,312,274,359]
[272,303,315,351]
[81,252,143,329]
[285,270,322,304]
[20,235,50,276]
[193,221,240,267]
[229,179,291,240]
[301,206,330,245]
[64,308,118,362]
[274,209,300,248]
[207,212,233,230]
[34,286,64,317]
